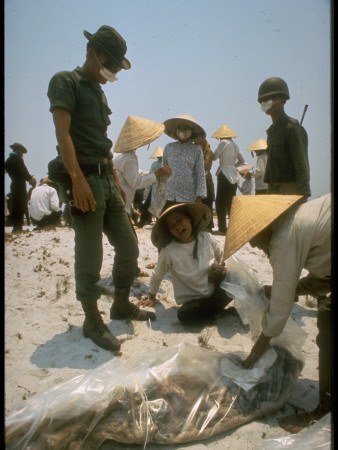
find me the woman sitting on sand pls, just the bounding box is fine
[137,203,236,325]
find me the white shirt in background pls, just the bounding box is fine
[113,150,156,214]
[212,139,245,184]
[28,184,61,221]
[253,153,268,190]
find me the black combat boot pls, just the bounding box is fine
[110,287,156,321]
[82,301,121,352]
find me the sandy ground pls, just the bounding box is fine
[4,221,328,449]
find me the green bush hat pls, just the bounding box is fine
[83,25,131,70]
[10,143,28,153]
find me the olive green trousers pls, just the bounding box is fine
[71,174,139,304]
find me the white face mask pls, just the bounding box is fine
[176,129,192,140]
[95,52,119,82]
[100,67,118,83]
[260,99,274,113]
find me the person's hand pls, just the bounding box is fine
[29,176,37,186]
[137,295,156,308]
[241,333,271,369]
[155,166,172,178]
[208,262,227,284]
[71,177,96,212]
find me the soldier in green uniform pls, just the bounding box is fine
[257,77,311,198]
[47,25,155,353]
[5,143,36,233]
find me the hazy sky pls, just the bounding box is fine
[5,0,332,200]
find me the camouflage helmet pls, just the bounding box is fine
[257,77,290,103]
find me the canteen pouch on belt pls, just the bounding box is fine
[47,156,73,204]
[48,156,72,187]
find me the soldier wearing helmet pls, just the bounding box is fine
[257,77,311,198]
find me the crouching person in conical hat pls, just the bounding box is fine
[47,25,156,354]
[138,203,237,326]
[222,193,331,432]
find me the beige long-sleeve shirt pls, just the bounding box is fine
[262,193,331,337]
[149,232,223,304]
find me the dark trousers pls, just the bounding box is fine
[138,189,153,226]
[31,210,62,228]
[10,188,27,231]
[202,184,214,230]
[71,174,139,304]
[177,285,232,325]
[215,172,237,233]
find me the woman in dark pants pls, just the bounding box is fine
[211,124,244,235]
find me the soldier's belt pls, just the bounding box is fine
[79,163,113,176]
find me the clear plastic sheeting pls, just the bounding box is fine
[253,413,331,449]
[148,176,168,218]
[6,255,307,449]
[220,347,278,391]
[220,256,307,364]
[5,343,304,449]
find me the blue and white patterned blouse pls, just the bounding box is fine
[163,141,207,202]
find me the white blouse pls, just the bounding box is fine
[28,184,61,221]
[149,231,223,304]
[253,153,268,190]
[113,150,156,214]
[213,139,244,184]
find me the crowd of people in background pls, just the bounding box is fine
[4,119,267,235]
[4,24,329,434]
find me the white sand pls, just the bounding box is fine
[5,223,322,449]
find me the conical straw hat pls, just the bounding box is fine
[149,146,164,159]
[114,116,165,153]
[246,138,268,151]
[164,114,206,140]
[223,195,304,261]
[151,202,212,250]
[211,124,238,139]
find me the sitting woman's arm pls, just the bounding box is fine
[137,249,168,307]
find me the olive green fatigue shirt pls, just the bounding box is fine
[47,67,113,160]
[264,112,311,197]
